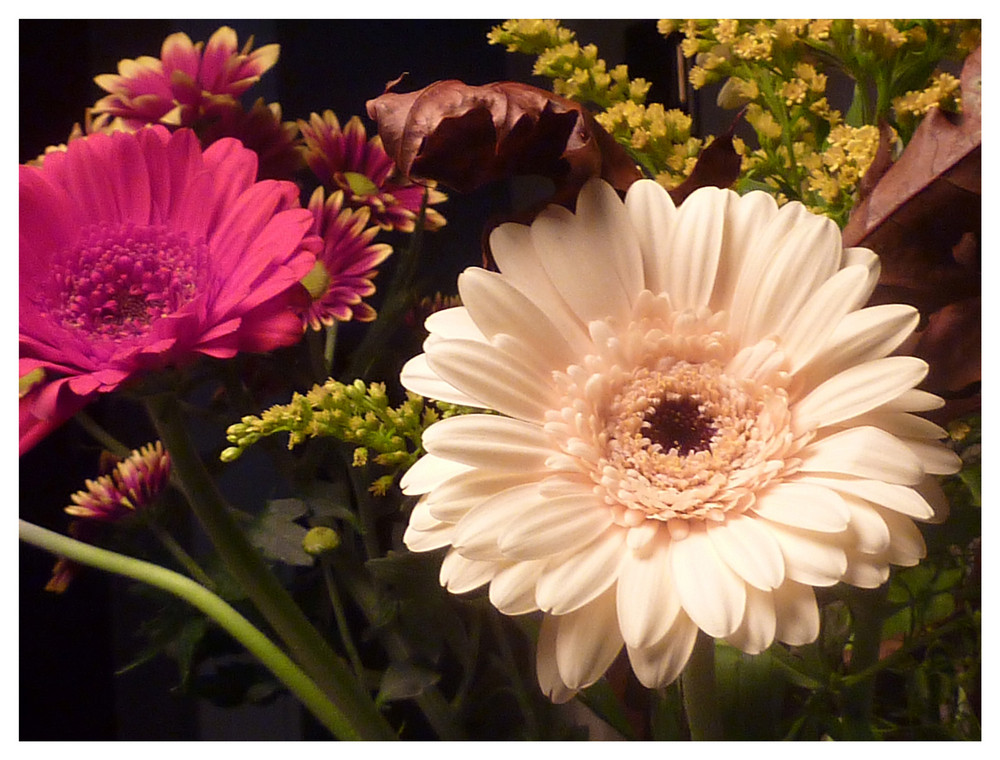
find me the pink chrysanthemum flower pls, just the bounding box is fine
[65,442,172,522]
[90,26,279,131]
[400,179,961,702]
[300,187,393,329]
[299,110,448,233]
[19,127,320,454]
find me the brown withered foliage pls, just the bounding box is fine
[366,79,642,201]
[843,48,981,419]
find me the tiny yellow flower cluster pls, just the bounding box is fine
[488,20,650,111]
[595,101,703,188]
[486,19,574,54]
[222,379,476,494]
[893,72,962,119]
[661,18,977,224]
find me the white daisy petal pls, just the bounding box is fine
[792,356,928,432]
[725,584,776,655]
[488,221,590,354]
[669,523,747,638]
[439,550,501,594]
[422,414,554,471]
[842,495,891,555]
[789,473,935,521]
[498,492,612,560]
[531,181,643,325]
[708,190,780,312]
[426,470,548,523]
[489,559,546,615]
[400,453,474,496]
[400,353,485,408]
[617,532,681,648]
[841,551,891,589]
[553,587,624,691]
[627,610,699,689]
[873,504,927,566]
[772,581,820,646]
[664,185,729,311]
[424,306,486,342]
[752,481,851,533]
[781,265,873,372]
[765,521,848,587]
[536,614,577,704]
[881,389,946,413]
[707,513,786,590]
[832,411,948,440]
[797,426,925,485]
[536,527,627,615]
[729,201,841,344]
[452,483,549,561]
[457,268,577,370]
[903,439,963,475]
[625,178,678,296]
[426,338,555,422]
[797,304,919,390]
[403,521,456,553]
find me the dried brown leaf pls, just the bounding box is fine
[366,79,642,198]
[667,118,743,205]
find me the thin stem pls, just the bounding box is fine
[144,391,396,741]
[19,520,350,739]
[148,521,217,591]
[73,410,132,459]
[321,557,367,683]
[681,631,724,740]
[324,322,339,378]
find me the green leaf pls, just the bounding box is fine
[578,678,635,740]
[375,662,441,706]
[246,498,314,567]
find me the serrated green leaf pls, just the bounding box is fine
[375,662,441,706]
[247,498,314,567]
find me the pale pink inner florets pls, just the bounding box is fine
[45,222,207,342]
[545,293,805,535]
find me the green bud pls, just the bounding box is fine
[220,446,244,463]
[302,526,341,556]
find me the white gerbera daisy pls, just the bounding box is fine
[399,178,959,702]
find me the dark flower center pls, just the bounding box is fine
[643,395,717,456]
[47,222,207,342]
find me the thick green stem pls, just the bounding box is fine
[841,584,890,739]
[681,631,724,740]
[144,391,396,741]
[19,520,350,739]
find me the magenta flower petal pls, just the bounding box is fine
[19,126,319,454]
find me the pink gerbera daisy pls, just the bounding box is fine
[19,126,320,455]
[300,187,393,328]
[299,110,448,233]
[90,26,279,131]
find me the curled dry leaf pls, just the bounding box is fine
[366,79,642,199]
[843,47,981,415]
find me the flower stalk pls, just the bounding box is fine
[681,632,725,740]
[19,520,351,739]
[143,390,396,741]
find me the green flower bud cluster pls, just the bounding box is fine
[221,379,477,495]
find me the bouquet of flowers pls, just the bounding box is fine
[20,19,980,740]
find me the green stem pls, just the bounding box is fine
[681,631,724,740]
[148,521,217,590]
[144,391,396,741]
[324,322,339,378]
[73,411,132,458]
[840,584,889,738]
[321,558,367,683]
[19,520,350,739]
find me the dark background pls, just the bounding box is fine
[19,18,695,740]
